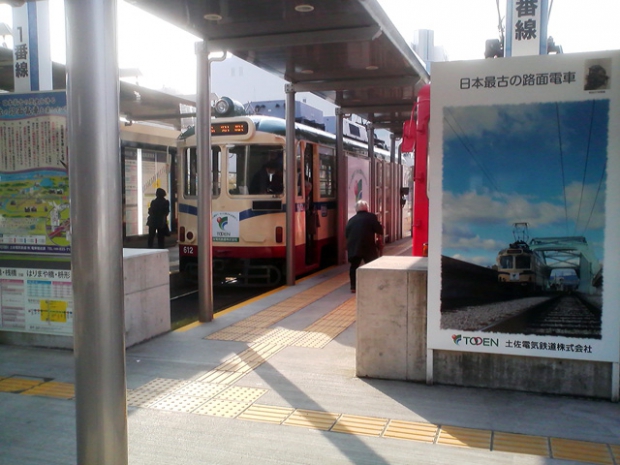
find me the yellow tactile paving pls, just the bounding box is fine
[149,394,209,413]
[127,389,172,408]
[610,444,620,463]
[331,414,389,437]
[206,273,349,342]
[550,438,614,465]
[21,381,75,399]
[216,386,267,403]
[193,399,252,418]
[238,404,295,424]
[383,420,439,443]
[194,370,248,385]
[251,328,304,346]
[0,377,44,393]
[136,378,190,393]
[437,426,492,450]
[172,382,226,398]
[291,332,334,348]
[283,409,340,431]
[492,432,549,456]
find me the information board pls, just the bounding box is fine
[0,91,69,254]
[427,51,619,362]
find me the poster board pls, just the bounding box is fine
[0,91,69,254]
[428,51,619,363]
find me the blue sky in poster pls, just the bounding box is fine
[442,99,608,267]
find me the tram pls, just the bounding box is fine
[176,97,403,285]
[402,83,430,257]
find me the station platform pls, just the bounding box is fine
[1,239,619,465]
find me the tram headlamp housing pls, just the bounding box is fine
[213,97,246,117]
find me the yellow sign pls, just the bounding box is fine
[40,300,68,323]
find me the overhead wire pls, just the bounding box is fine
[443,108,501,193]
[573,100,595,235]
[580,101,607,235]
[555,102,569,235]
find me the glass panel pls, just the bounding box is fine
[184,147,197,197]
[184,147,220,197]
[376,160,383,213]
[499,256,513,269]
[212,147,221,197]
[515,255,532,269]
[228,145,284,195]
[318,146,335,197]
[296,143,303,196]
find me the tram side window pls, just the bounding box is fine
[228,144,284,196]
[184,147,221,197]
[318,147,335,197]
[515,255,532,269]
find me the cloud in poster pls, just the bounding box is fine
[442,179,606,267]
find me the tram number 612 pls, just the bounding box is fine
[182,246,197,257]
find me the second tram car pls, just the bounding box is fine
[176,97,401,285]
[402,84,430,257]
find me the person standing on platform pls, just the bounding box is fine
[147,188,170,249]
[345,200,383,293]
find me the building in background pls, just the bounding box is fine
[411,29,448,72]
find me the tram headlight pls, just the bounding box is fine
[213,97,246,117]
[214,98,231,115]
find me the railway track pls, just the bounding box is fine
[524,294,602,339]
[481,293,602,339]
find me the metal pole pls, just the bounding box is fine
[367,123,376,212]
[336,108,346,265]
[390,133,400,241]
[65,1,128,464]
[285,84,296,286]
[196,41,213,321]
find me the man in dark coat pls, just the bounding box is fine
[345,200,383,292]
[249,160,283,194]
[147,188,170,249]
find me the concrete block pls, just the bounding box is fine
[356,256,428,381]
[0,249,170,349]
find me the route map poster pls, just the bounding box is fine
[427,51,619,362]
[0,91,69,254]
[0,265,73,336]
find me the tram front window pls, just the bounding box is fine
[228,144,284,195]
[499,256,513,269]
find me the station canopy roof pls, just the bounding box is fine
[0,46,196,130]
[129,0,430,136]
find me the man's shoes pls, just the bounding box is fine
[351,289,356,293]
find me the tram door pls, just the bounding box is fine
[303,143,317,265]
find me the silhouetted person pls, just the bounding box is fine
[249,160,283,194]
[147,188,170,248]
[345,200,383,293]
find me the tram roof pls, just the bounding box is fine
[128,0,430,137]
[0,46,196,130]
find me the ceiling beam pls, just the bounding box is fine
[208,25,381,52]
[290,76,415,93]
[341,104,412,114]
[124,112,197,121]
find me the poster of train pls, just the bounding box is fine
[427,51,619,362]
[0,91,69,254]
